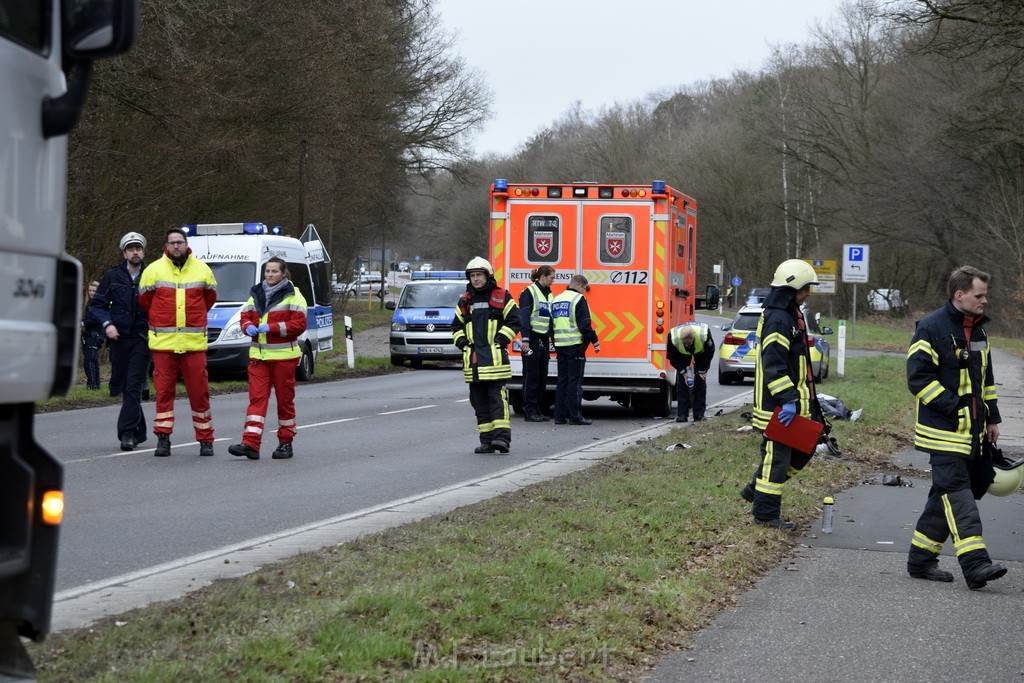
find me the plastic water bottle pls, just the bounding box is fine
[821,496,834,534]
[685,367,694,387]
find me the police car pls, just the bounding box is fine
[184,222,334,380]
[386,271,465,366]
[717,304,832,385]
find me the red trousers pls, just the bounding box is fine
[241,358,299,451]
[152,350,214,442]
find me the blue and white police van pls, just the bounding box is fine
[182,222,334,380]
[386,270,465,367]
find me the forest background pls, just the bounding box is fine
[69,0,1024,334]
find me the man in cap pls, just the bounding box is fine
[452,256,521,454]
[551,274,600,425]
[88,232,151,450]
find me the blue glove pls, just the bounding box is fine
[257,323,271,333]
[778,402,798,427]
[245,325,259,337]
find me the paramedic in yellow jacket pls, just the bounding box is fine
[138,227,218,457]
[452,257,521,454]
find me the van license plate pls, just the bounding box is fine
[418,347,443,354]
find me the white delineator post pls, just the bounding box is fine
[837,320,846,378]
[345,315,355,369]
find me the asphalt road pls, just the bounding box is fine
[42,313,754,595]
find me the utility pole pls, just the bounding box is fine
[297,139,307,234]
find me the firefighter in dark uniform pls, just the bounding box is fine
[667,322,716,422]
[741,259,822,530]
[452,257,521,454]
[519,265,556,421]
[906,265,1007,589]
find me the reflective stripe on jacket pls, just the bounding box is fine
[240,281,308,361]
[752,288,814,430]
[452,280,520,382]
[667,322,715,372]
[551,291,583,346]
[907,299,1000,456]
[138,251,217,353]
[521,282,553,336]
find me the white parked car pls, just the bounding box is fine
[419,263,433,272]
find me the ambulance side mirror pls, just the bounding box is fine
[702,285,720,310]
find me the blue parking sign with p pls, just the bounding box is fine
[848,246,864,261]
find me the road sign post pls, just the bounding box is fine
[842,245,870,340]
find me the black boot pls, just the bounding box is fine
[272,443,293,459]
[154,434,171,457]
[120,432,137,452]
[199,441,214,457]
[229,443,260,460]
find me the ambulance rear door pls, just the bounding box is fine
[579,198,657,373]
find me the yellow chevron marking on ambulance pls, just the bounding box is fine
[592,315,605,336]
[602,312,626,341]
[583,270,610,284]
[622,312,644,342]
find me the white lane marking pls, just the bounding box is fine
[298,417,362,429]
[64,437,231,464]
[377,405,437,416]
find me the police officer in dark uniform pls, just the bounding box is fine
[89,232,151,451]
[551,274,600,425]
[667,322,716,422]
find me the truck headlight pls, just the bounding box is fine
[391,322,407,332]
[220,321,248,342]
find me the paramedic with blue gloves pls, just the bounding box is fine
[229,258,307,460]
[740,259,822,530]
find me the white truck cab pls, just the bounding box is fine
[183,223,334,380]
[0,1,138,675]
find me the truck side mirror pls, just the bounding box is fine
[64,0,138,61]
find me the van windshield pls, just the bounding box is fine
[399,282,464,308]
[209,262,257,303]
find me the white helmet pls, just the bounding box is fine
[119,231,147,251]
[465,256,493,278]
[771,259,819,290]
[988,452,1024,496]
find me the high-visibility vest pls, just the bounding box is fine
[670,323,710,356]
[139,253,217,353]
[526,282,553,335]
[240,285,308,361]
[551,290,583,347]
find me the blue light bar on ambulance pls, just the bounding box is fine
[270,225,283,235]
[242,222,266,234]
[179,224,196,235]
[652,180,667,194]
[494,179,508,192]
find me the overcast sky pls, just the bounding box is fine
[433,0,846,157]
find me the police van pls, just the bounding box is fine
[386,270,465,366]
[182,223,334,380]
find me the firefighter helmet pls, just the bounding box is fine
[771,259,819,290]
[988,454,1024,497]
[465,256,493,278]
[119,231,147,250]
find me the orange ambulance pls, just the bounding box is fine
[489,180,719,417]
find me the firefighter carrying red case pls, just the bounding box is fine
[764,406,825,454]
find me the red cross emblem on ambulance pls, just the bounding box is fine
[533,230,553,257]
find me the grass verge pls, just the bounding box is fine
[32,355,913,681]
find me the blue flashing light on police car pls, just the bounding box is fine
[179,224,196,235]
[242,222,266,234]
